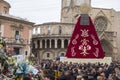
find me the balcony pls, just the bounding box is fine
[5,38,28,46]
[32,31,117,39]
[32,34,71,38]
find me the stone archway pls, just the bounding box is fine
[101,39,113,57]
[58,50,66,57]
[46,39,50,48]
[42,51,54,59]
[37,40,40,48]
[64,39,68,48]
[51,39,55,48]
[60,53,65,57]
[57,39,61,48]
[42,40,45,48]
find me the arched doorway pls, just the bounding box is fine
[51,39,55,48]
[60,53,65,57]
[37,40,40,48]
[101,39,113,57]
[32,41,35,49]
[64,39,68,48]
[47,53,50,58]
[43,52,54,59]
[57,39,61,48]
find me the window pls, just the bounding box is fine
[15,31,20,40]
[42,40,45,48]
[14,48,20,55]
[48,26,50,35]
[47,39,50,48]
[4,7,8,14]
[25,51,28,56]
[47,53,50,58]
[35,28,38,34]
[34,52,37,58]
[38,27,40,34]
[33,27,39,34]
[37,40,40,48]
[94,16,107,31]
[51,39,55,48]
[33,41,35,49]
[61,53,64,57]
[32,28,36,34]
[34,27,40,34]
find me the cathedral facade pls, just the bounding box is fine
[32,0,120,61]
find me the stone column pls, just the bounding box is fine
[50,39,51,48]
[40,40,42,48]
[55,39,57,48]
[45,39,47,48]
[62,39,64,48]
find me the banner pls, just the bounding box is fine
[65,15,105,58]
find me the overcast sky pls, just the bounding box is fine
[5,0,120,24]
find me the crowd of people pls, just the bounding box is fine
[0,57,120,80]
[31,60,120,80]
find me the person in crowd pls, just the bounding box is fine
[38,60,120,80]
[1,59,120,80]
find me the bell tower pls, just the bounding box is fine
[61,0,91,23]
[0,0,11,14]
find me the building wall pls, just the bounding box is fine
[0,19,32,40]
[0,0,34,56]
[115,12,120,60]
[39,23,75,35]
[0,19,33,55]
[2,21,12,38]
[32,22,117,60]
[32,35,69,59]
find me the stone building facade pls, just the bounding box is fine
[0,0,34,56]
[32,0,120,61]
